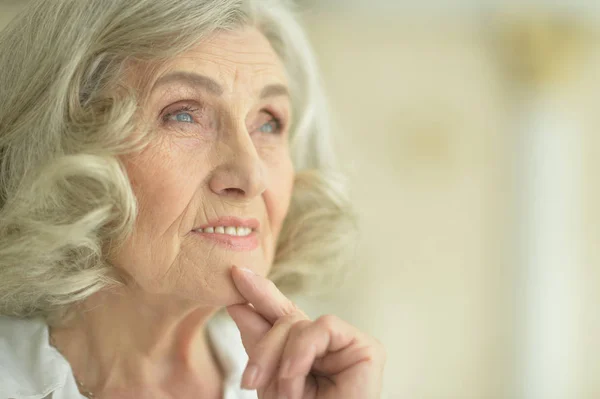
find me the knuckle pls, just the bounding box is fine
[281,300,305,319]
[274,311,304,328]
[357,344,381,364]
[290,319,311,336]
[316,314,339,331]
[284,300,302,313]
[375,339,387,363]
[282,301,298,316]
[247,346,264,362]
[365,337,387,364]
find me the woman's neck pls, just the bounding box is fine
[49,287,224,399]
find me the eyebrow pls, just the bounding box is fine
[259,84,289,99]
[152,71,223,95]
[152,71,289,99]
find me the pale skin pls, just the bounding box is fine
[50,27,385,399]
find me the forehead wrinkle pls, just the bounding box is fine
[185,51,286,83]
[153,36,289,106]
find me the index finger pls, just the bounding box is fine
[230,265,306,324]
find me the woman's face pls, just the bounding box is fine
[113,27,294,306]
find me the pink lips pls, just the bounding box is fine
[191,217,260,252]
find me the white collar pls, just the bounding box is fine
[0,315,79,398]
[0,314,257,399]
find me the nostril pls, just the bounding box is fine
[222,187,245,196]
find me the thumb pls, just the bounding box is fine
[227,304,271,352]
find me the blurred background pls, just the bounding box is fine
[1,1,598,398]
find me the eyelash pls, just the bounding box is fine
[162,105,199,123]
[161,105,285,135]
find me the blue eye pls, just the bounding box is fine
[258,117,282,134]
[259,121,275,133]
[162,106,198,124]
[172,112,194,123]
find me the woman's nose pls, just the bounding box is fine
[208,132,266,200]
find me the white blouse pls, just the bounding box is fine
[0,314,257,399]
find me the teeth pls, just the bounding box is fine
[196,226,253,237]
[236,227,251,237]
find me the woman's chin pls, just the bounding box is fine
[217,282,248,307]
[186,271,251,308]
[206,265,269,308]
[166,258,272,308]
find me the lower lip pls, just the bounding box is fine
[191,231,259,252]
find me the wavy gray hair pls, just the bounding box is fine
[0,0,355,323]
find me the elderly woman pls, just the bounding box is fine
[0,0,385,398]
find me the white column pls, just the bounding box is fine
[517,94,584,399]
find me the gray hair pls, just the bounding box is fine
[0,0,355,322]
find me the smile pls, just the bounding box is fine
[191,217,260,251]
[192,226,254,237]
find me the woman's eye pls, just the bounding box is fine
[169,112,194,124]
[259,120,277,134]
[255,114,283,135]
[161,105,201,125]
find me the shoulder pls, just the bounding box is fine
[0,315,78,399]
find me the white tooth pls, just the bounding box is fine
[225,226,237,236]
[236,226,247,236]
[215,226,225,234]
[245,227,252,235]
[204,227,214,233]
[195,228,203,233]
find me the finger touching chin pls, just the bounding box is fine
[226,274,250,306]
[196,264,270,308]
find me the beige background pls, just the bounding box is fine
[1,2,598,398]
[295,10,600,399]
[297,13,515,399]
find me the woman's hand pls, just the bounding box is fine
[227,266,386,399]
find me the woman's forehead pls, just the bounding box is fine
[160,27,288,93]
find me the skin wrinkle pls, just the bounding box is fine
[158,238,182,285]
[170,250,192,296]
[131,140,194,273]
[153,71,288,103]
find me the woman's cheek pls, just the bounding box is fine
[172,136,205,149]
[267,154,294,238]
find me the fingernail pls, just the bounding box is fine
[279,359,292,379]
[239,267,256,276]
[241,363,260,389]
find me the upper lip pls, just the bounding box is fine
[193,217,260,231]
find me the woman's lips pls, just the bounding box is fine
[191,230,259,251]
[191,217,260,251]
